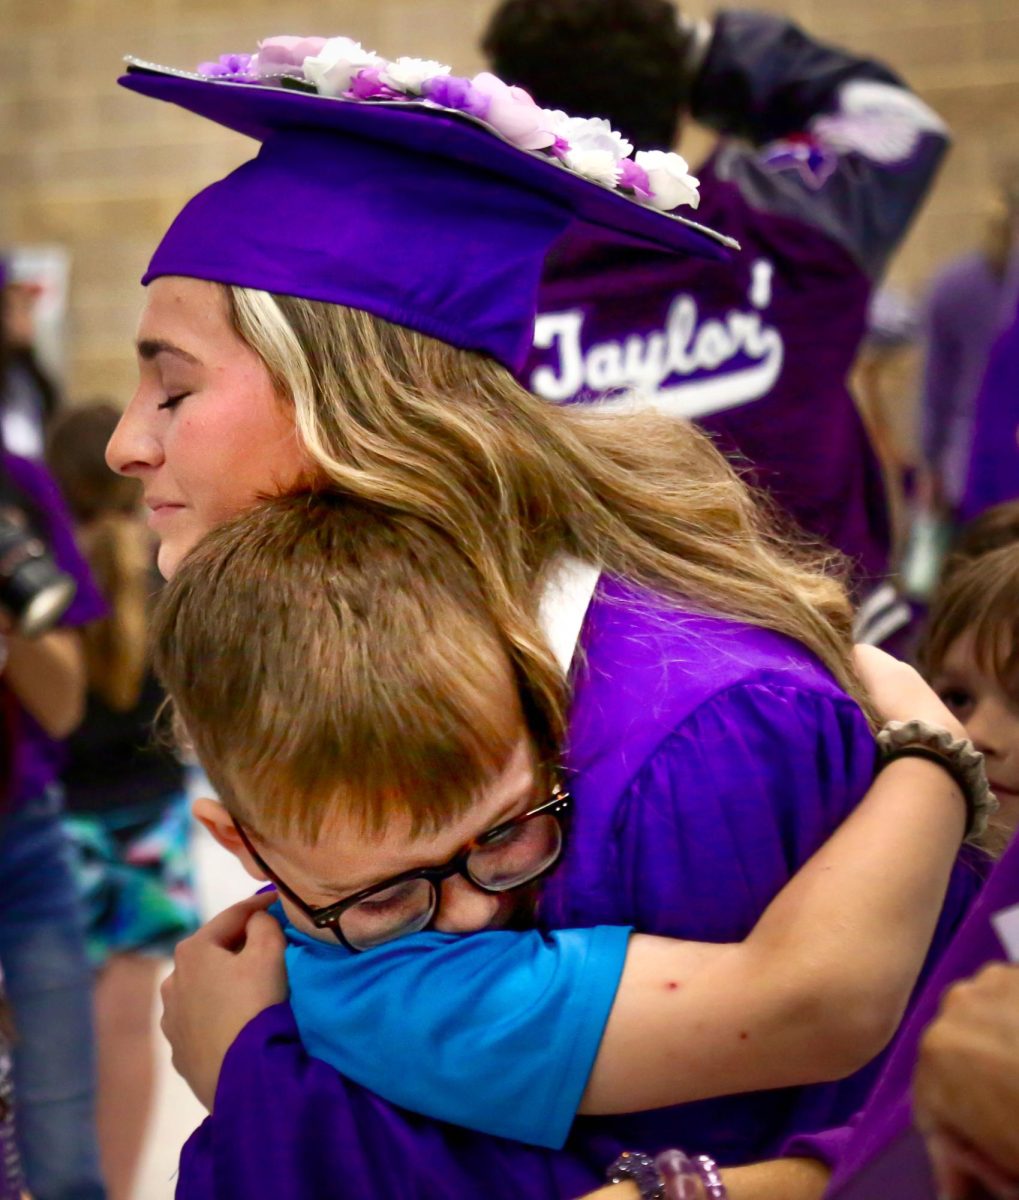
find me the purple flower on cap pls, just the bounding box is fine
[347,66,403,101]
[255,36,327,77]
[187,33,703,215]
[197,53,255,81]
[471,73,555,152]
[422,75,491,120]
[618,157,652,201]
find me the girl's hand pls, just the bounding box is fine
[853,645,967,742]
[160,891,288,1111]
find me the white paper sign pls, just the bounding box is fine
[991,902,1019,963]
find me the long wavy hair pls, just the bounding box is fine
[225,286,871,735]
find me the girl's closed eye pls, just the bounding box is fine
[157,392,191,412]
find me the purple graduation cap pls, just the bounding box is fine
[119,39,737,373]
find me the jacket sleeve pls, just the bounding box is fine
[177,1004,604,1200]
[692,10,949,278]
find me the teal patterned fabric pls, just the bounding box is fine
[65,792,200,966]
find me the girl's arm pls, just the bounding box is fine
[583,753,964,1111]
[581,1157,830,1200]
[583,648,971,1112]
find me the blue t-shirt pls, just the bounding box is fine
[273,901,630,1149]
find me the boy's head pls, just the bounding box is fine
[153,491,564,942]
[921,542,1019,835]
[482,0,693,151]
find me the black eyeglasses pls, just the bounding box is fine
[235,783,571,952]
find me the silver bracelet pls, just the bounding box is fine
[876,719,997,843]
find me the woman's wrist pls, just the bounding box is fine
[605,1150,729,1200]
[876,718,996,842]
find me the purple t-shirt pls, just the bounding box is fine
[3,452,106,805]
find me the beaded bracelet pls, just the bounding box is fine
[606,1148,730,1200]
[605,1150,665,1200]
[656,1149,729,1200]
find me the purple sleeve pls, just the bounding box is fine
[960,297,1019,521]
[781,1124,856,1171]
[177,1004,603,1200]
[3,453,105,626]
[693,11,949,277]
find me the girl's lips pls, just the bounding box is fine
[147,502,186,525]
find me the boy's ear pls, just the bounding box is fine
[192,796,269,883]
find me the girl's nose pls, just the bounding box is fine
[105,392,164,477]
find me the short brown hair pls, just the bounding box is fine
[152,492,562,842]
[919,543,1019,701]
[945,501,1019,577]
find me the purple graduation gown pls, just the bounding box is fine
[178,577,980,1198]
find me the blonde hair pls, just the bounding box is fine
[226,286,870,720]
[153,492,555,841]
[47,403,150,711]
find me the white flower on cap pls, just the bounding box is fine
[548,113,633,187]
[381,57,451,96]
[304,37,381,97]
[634,150,700,210]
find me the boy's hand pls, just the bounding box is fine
[161,891,288,1111]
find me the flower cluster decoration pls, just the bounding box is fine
[196,36,700,213]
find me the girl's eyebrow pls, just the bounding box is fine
[136,338,200,364]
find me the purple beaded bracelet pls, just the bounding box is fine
[655,1149,729,1200]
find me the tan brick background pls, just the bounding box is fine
[2,0,1018,402]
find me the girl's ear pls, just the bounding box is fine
[192,796,270,883]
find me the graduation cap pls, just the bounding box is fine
[120,40,737,374]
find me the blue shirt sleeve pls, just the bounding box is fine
[276,906,631,1149]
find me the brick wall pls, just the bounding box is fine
[2,0,1017,401]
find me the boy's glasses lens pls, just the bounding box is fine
[337,813,563,950]
[467,813,563,890]
[340,877,437,951]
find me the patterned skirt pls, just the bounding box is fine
[64,792,200,967]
